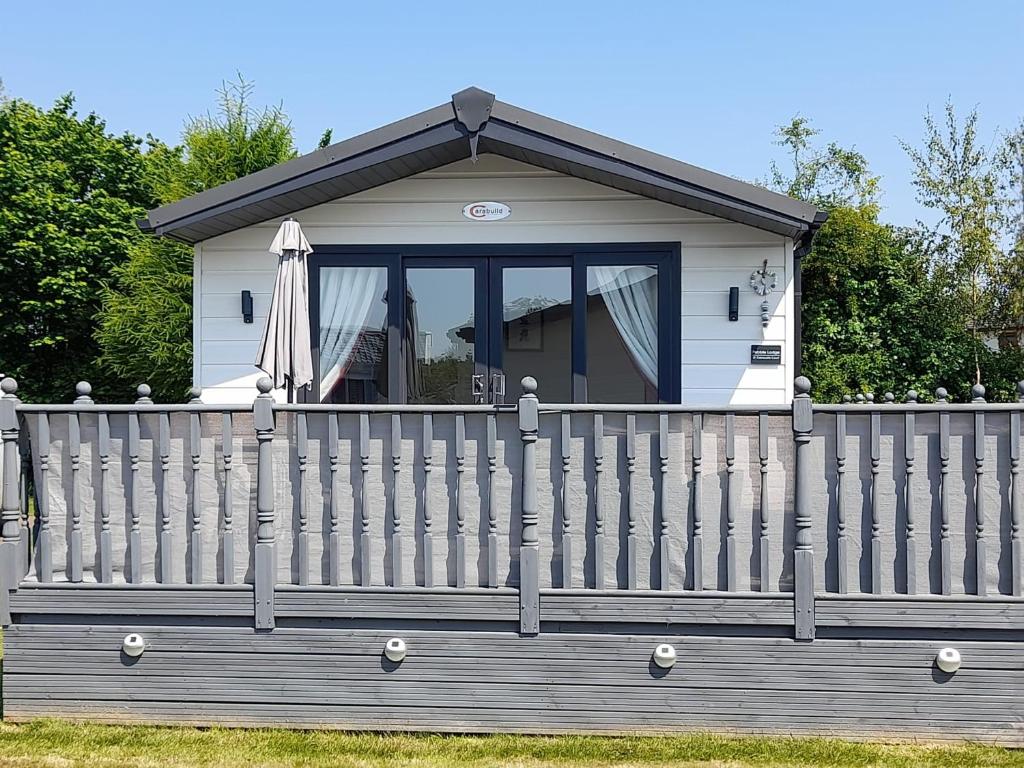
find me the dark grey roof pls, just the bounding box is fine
[140,87,827,245]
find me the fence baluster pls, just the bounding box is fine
[455,413,466,589]
[296,411,309,586]
[422,413,434,588]
[486,413,498,588]
[626,413,637,590]
[659,413,670,590]
[188,388,203,584]
[221,410,234,585]
[725,411,736,591]
[759,411,770,592]
[391,413,403,587]
[518,378,540,634]
[129,385,150,583]
[904,391,918,594]
[68,382,91,583]
[691,413,703,590]
[561,412,573,589]
[97,410,112,583]
[1013,382,1024,597]
[19,434,30,575]
[158,408,172,584]
[593,413,605,590]
[36,413,52,582]
[973,384,987,596]
[937,388,951,595]
[792,377,815,640]
[835,403,848,594]
[253,378,276,629]
[328,412,340,586]
[359,412,371,587]
[870,404,881,594]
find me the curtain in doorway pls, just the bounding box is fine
[319,266,389,400]
[591,265,658,388]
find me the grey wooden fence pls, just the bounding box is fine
[2,375,1022,634]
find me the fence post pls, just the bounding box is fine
[254,377,276,630]
[792,376,815,641]
[1,377,22,626]
[518,376,540,635]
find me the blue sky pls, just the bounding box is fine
[3,1,1021,226]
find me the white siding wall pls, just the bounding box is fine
[195,156,793,404]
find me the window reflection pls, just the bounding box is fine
[319,266,389,403]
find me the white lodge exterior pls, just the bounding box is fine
[141,88,826,405]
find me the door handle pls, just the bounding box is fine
[471,374,487,404]
[490,374,506,404]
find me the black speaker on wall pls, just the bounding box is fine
[728,286,739,321]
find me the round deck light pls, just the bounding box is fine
[652,643,677,669]
[122,633,146,657]
[936,647,961,673]
[384,638,407,663]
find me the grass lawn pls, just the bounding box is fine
[0,722,1022,768]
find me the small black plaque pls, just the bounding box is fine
[750,344,782,365]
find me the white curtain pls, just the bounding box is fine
[591,265,658,387]
[319,267,388,400]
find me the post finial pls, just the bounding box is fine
[935,387,948,403]
[905,390,918,403]
[855,393,866,404]
[971,383,986,402]
[256,377,274,395]
[842,394,851,403]
[866,393,875,404]
[520,376,538,396]
[794,376,811,396]
[1017,380,1024,402]
[0,377,17,396]
[136,383,152,403]
[884,392,895,404]
[74,381,93,404]
[188,386,203,403]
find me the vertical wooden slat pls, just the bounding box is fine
[691,412,703,591]
[129,384,150,584]
[486,413,498,588]
[221,410,235,585]
[792,377,815,640]
[1012,382,1023,597]
[904,391,918,594]
[724,411,736,592]
[758,412,770,592]
[869,405,881,594]
[518,378,540,634]
[35,413,52,582]
[973,384,987,596]
[97,411,112,583]
[835,406,848,594]
[937,388,952,595]
[626,413,637,590]
[68,384,89,584]
[158,410,172,584]
[328,412,340,586]
[593,413,605,590]
[422,413,434,588]
[391,413,403,587]
[253,378,276,629]
[455,413,466,589]
[296,411,309,586]
[188,389,203,585]
[658,413,670,591]
[561,412,572,589]
[359,412,371,587]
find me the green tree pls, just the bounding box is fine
[96,75,298,400]
[0,94,155,401]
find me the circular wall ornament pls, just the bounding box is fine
[750,266,777,297]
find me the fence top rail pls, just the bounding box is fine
[538,403,791,415]
[815,402,1024,414]
[272,403,511,414]
[15,403,253,415]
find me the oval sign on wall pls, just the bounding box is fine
[462,201,511,221]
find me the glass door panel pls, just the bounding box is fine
[499,266,572,402]
[404,266,482,404]
[585,264,659,403]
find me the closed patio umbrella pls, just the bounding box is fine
[255,218,314,399]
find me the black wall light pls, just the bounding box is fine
[241,290,254,323]
[728,286,739,321]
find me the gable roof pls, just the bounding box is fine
[139,87,828,247]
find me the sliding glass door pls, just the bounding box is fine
[309,245,679,404]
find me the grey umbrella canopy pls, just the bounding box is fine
[255,218,314,393]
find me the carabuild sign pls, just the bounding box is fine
[462,202,511,221]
